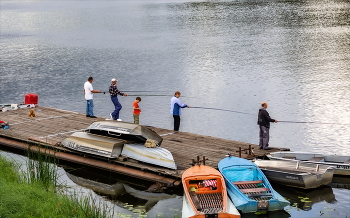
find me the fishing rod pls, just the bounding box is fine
[120,91,168,93]
[190,106,255,115]
[126,94,195,98]
[127,94,176,97]
[190,107,350,125]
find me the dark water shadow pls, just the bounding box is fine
[61,164,179,212]
[272,183,336,211]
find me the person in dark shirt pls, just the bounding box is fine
[257,102,278,150]
[109,78,127,121]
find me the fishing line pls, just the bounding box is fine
[190,107,349,125]
[190,106,255,115]
[278,121,350,125]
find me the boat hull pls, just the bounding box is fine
[86,121,163,145]
[121,143,176,170]
[61,132,125,158]
[267,151,350,176]
[254,160,335,189]
[218,157,289,213]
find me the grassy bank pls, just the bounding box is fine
[0,154,113,218]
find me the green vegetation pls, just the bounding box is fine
[0,153,114,218]
[0,151,181,218]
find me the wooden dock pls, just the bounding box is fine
[0,106,289,186]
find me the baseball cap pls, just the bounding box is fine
[111,78,118,82]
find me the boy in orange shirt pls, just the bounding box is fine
[133,97,141,124]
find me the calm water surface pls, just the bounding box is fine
[1,0,349,217]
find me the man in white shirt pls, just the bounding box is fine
[84,77,102,118]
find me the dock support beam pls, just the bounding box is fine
[0,137,180,186]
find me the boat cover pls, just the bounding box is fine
[86,121,163,145]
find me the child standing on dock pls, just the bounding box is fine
[133,97,141,124]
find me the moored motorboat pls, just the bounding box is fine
[218,156,289,213]
[254,159,335,189]
[182,164,240,218]
[267,151,350,176]
[121,143,177,170]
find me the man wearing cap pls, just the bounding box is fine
[84,77,102,118]
[257,102,278,150]
[109,78,128,121]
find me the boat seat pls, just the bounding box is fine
[240,187,270,193]
[233,180,271,197]
[308,157,325,162]
[233,180,263,185]
[343,159,350,164]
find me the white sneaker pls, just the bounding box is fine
[117,119,122,121]
[109,113,113,119]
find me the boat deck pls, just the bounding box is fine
[0,106,289,184]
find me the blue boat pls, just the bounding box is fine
[218,156,289,213]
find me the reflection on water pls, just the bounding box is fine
[63,166,178,213]
[0,0,349,155]
[273,184,336,211]
[327,176,350,190]
[65,168,181,216]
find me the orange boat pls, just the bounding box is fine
[182,164,240,218]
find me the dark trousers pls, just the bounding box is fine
[173,115,180,131]
[259,125,270,149]
[111,96,122,120]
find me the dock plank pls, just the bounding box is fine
[0,106,288,181]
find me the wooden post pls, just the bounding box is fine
[236,147,242,158]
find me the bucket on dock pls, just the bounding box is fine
[10,104,18,110]
[24,93,38,105]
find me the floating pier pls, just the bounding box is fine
[0,106,289,186]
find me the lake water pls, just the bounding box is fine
[1,0,349,217]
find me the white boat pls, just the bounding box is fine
[86,121,163,145]
[61,132,125,158]
[62,133,176,170]
[254,160,335,189]
[121,143,177,170]
[267,151,350,176]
